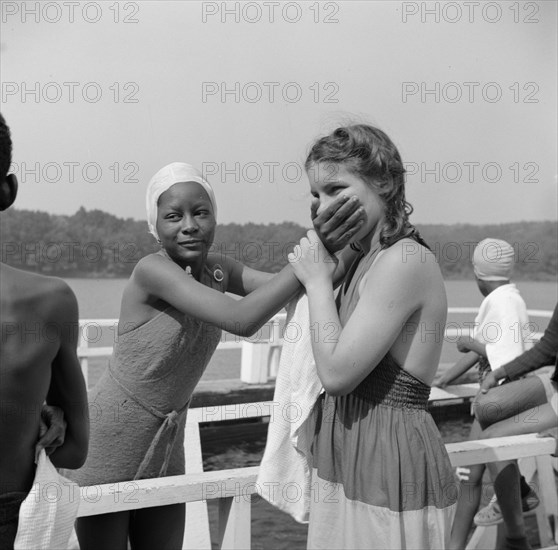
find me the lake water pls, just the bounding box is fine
[65,277,557,386]
[64,277,554,549]
[64,277,558,320]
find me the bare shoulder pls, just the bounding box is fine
[362,239,445,309]
[1,265,77,317]
[35,274,78,321]
[135,251,164,271]
[40,274,75,295]
[132,252,170,283]
[374,239,440,280]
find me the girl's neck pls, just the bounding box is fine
[358,225,383,255]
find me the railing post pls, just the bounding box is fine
[183,420,211,550]
[79,322,89,389]
[217,496,251,550]
[534,454,558,547]
[240,341,270,384]
[267,318,282,380]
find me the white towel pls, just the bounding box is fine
[14,450,80,550]
[257,294,323,523]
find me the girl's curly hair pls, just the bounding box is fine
[305,124,428,249]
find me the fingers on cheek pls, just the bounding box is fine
[319,221,333,236]
[328,229,342,243]
[336,203,355,220]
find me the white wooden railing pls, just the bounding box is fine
[73,308,556,549]
[77,308,551,388]
[74,396,558,550]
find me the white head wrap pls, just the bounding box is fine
[146,162,217,241]
[473,238,515,281]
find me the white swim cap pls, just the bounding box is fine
[146,162,217,241]
[473,238,515,281]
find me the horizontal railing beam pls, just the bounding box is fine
[77,309,553,330]
[77,346,113,358]
[77,466,259,517]
[447,434,556,467]
[76,307,551,360]
[188,401,279,423]
[76,436,555,517]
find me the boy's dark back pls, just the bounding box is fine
[0,113,89,548]
[0,266,84,492]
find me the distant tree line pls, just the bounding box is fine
[0,207,556,281]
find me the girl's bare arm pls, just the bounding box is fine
[135,254,300,336]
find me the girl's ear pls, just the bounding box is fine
[0,173,18,211]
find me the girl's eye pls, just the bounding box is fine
[196,210,209,216]
[165,213,181,220]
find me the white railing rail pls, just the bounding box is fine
[72,307,556,549]
[77,308,552,387]
[75,439,557,550]
[75,396,558,550]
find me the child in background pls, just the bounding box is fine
[436,238,532,388]
[435,238,536,550]
[0,114,89,549]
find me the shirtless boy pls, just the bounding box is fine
[0,113,89,547]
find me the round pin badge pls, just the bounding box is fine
[213,265,224,282]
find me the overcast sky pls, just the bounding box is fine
[1,1,556,227]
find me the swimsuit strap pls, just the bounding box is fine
[108,365,189,480]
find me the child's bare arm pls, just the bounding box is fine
[434,351,479,388]
[466,340,487,356]
[45,282,89,469]
[457,335,487,357]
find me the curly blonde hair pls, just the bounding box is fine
[305,124,428,249]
